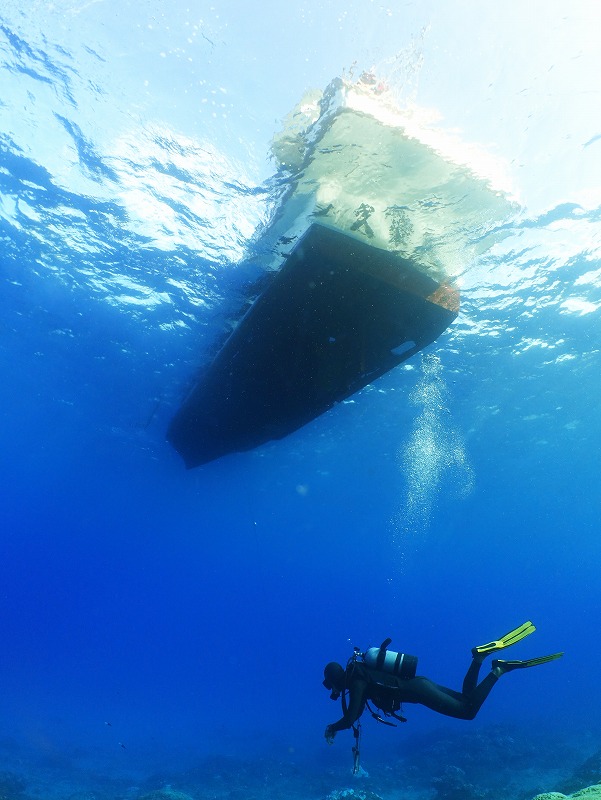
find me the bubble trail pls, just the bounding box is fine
[391,353,474,568]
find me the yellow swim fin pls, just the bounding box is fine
[492,652,564,673]
[473,621,536,656]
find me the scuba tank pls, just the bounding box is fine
[363,638,418,680]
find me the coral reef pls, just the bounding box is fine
[533,785,601,800]
[431,764,490,800]
[0,771,27,800]
[323,790,383,800]
[559,748,601,795]
[371,724,581,800]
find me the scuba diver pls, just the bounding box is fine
[323,621,563,745]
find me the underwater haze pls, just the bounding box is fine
[1,2,601,799]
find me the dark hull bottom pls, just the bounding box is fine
[168,224,459,467]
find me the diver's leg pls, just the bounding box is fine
[465,671,499,716]
[402,672,499,720]
[462,653,485,694]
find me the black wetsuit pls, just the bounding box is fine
[328,658,498,732]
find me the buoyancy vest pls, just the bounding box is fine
[344,639,418,724]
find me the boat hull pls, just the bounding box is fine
[167,224,458,467]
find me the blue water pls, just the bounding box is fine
[1,3,601,799]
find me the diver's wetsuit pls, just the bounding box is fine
[328,657,497,732]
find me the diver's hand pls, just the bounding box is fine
[324,725,336,745]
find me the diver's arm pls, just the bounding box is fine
[327,679,367,733]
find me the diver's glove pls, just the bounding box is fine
[324,725,336,744]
